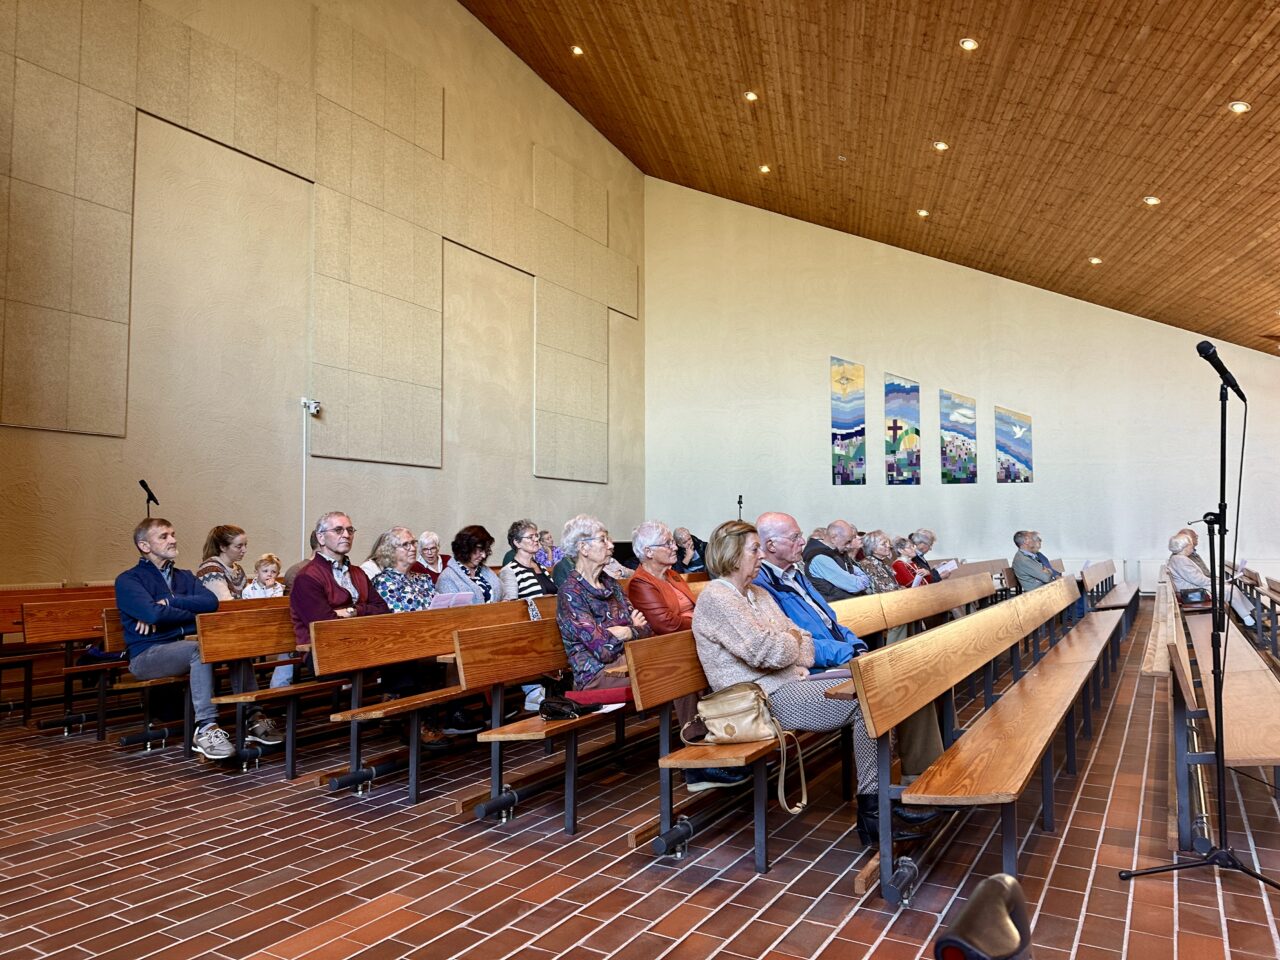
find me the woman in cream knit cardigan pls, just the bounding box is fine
[691,519,936,845]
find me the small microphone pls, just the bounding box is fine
[139,479,159,506]
[1197,340,1246,402]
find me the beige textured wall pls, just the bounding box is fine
[644,178,1280,587]
[0,0,645,582]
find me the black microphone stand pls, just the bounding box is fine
[1119,383,1278,891]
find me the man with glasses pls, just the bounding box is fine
[754,512,864,668]
[289,512,389,654]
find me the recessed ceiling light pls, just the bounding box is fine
[916,209,930,218]
[1088,256,1102,265]
[959,38,979,51]
[744,91,758,102]
[1142,195,1160,205]
[932,140,949,151]
[837,154,847,162]
[759,164,771,174]
[1228,100,1251,113]
[570,45,584,56]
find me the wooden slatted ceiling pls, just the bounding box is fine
[461,0,1280,354]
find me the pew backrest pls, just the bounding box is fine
[625,630,703,710]
[195,598,294,663]
[850,582,1074,738]
[102,608,126,655]
[2,586,114,630]
[310,595,556,676]
[681,571,709,583]
[831,573,997,637]
[453,617,566,689]
[1013,577,1079,635]
[21,596,116,644]
[687,580,709,599]
[1080,560,1117,594]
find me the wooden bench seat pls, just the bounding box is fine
[1082,560,1139,635]
[832,576,1112,904]
[311,596,557,801]
[658,738,777,768]
[100,611,190,751]
[455,616,628,834]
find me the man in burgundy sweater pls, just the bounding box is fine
[289,512,389,652]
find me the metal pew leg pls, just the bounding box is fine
[1065,706,1077,775]
[1041,747,1054,831]
[753,756,769,873]
[1002,803,1018,876]
[407,711,421,805]
[285,695,299,780]
[564,729,579,835]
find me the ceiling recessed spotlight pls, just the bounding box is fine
[570,45,584,56]
[837,154,847,162]
[744,90,758,101]
[759,164,771,173]
[916,209,930,218]
[1142,195,1161,205]
[1228,100,1251,113]
[959,38,979,51]
[1087,256,1102,265]
[932,140,950,151]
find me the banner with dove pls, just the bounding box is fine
[995,406,1033,482]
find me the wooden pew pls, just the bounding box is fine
[831,573,998,639]
[1081,559,1140,634]
[827,576,1123,903]
[195,598,328,775]
[1225,562,1280,657]
[1141,574,1176,677]
[311,596,556,800]
[0,586,115,724]
[454,616,630,834]
[19,593,121,729]
[100,609,192,750]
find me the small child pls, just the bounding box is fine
[243,554,285,599]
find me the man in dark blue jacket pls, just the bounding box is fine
[753,512,865,668]
[116,518,280,759]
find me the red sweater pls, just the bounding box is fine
[288,554,389,647]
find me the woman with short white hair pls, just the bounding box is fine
[627,520,696,634]
[857,530,900,594]
[909,528,946,582]
[411,530,448,584]
[1168,533,1256,625]
[555,514,650,696]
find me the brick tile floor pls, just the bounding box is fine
[1,599,1278,958]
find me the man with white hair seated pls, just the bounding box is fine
[1168,531,1255,626]
[802,520,871,602]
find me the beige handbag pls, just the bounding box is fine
[680,681,808,814]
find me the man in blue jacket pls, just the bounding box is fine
[753,512,866,668]
[753,511,939,843]
[116,518,281,759]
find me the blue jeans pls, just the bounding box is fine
[130,639,256,727]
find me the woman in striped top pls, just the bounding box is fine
[499,519,558,599]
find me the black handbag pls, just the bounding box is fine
[539,693,600,721]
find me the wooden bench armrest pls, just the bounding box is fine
[477,706,627,742]
[211,679,345,706]
[329,684,465,722]
[659,739,778,768]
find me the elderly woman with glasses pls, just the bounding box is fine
[500,519,557,599]
[556,514,651,696]
[626,520,696,634]
[436,525,506,603]
[369,526,436,612]
[410,530,448,584]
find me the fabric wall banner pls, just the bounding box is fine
[940,389,978,484]
[831,357,866,485]
[885,374,921,485]
[995,406,1034,483]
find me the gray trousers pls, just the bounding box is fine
[768,677,878,795]
[130,639,256,727]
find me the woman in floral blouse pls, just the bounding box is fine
[555,514,650,693]
[370,527,436,612]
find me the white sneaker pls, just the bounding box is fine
[523,686,546,712]
[193,723,235,760]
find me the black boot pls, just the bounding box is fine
[893,802,943,826]
[856,795,928,846]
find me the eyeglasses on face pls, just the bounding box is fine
[325,526,357,536]
[654,540,676,549]
[394,540,415,549]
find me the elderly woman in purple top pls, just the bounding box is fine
[555,514,651,692]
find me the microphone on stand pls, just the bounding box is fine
[139,479,159,518]
[1197,341,1247,402]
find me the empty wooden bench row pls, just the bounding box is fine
[830,575,1125,904]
